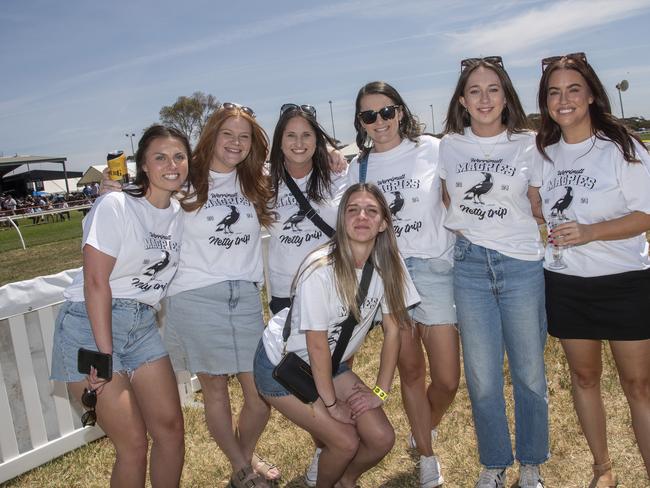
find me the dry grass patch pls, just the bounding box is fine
[6,330,649,487]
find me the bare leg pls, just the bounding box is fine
[69,375,149,488]
[561,339,611,465]
[235,372,272,463]
[609,339,650,476]
[397,324,432,455]
[197,373,248,472]
[265,394,358,488]
[334,372,395,487]
[130,357,185,488]
[421,324,460,429]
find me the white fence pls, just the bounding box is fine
[0,271,204,484]
[0,236,271,484]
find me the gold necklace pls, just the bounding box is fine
[473,130,506,158]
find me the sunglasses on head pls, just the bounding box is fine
[280,103,317,118]
[81,387,97,427]
[541,52,587,72]
[222,102,256,118]
[461,56,504,72]
[357,105,400,125]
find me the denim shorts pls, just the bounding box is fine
[253,341,350,398]
[50,299,168,382]
[404,256,457,326]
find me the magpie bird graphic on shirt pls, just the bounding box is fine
[463,172,493,204]
[550,186,573,218]
[143,250,170,281]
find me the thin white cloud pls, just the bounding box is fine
[447,0,650,55]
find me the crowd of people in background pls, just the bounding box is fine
[47,51,650,488]
[0,185,98,223]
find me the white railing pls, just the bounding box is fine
[0,235,270,484]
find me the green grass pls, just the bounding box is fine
[0,210,86,253]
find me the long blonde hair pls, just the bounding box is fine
[181,105,275,226]
[292,184,410,327]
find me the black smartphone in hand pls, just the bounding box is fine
[77,348,112,381]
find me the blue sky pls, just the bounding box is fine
[2,0,650,173]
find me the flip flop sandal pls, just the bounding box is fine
[252,453,281,482]
[230,465,270,488]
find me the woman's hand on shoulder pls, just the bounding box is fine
[100,167,123,195]
[347,382,383,418]
[327,148,348,174]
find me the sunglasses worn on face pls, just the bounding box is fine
[81,387,97,427]
[541,52,588,72]
[280,103,317,117]
[461,56,504,72]
[222,102,256,118]
[357,105,400,125]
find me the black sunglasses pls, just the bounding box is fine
[222,102,256,118]
[541,52,587,71]
[357,105,401,125]
[280,103,317,117]
[461,56,504,71]
[81,387,97,427]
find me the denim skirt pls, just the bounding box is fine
[165,280,264,375]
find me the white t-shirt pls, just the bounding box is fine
[64,192,184,306]
[266,169,348,298]
[539,136,650,277]
[263,247,420,365]
[348,136,454,262]
[169,170,263,296]
[439,129,544,261]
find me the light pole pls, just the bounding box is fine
[125,133,135,157]
[328,100,336,142]
[615,80,629,119]
[429,104,435,134]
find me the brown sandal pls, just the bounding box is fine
[252,453,281,482]
[588,460,618,488]
[230,465,270,488]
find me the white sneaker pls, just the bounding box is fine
[475,467,506,488]
[419,454,444,488]
[408,428,438,449]
[518,464,544,488]
[304,447,321,487]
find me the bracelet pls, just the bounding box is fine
[324,399,337,408]
[372,385,388,402]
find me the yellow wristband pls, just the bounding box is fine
[372,385,388,402]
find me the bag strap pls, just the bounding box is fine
[281,259,374,374]
[329,258,373,372]
[357,151,369,184]
[283,169,335,238]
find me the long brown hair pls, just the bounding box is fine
[293,183,411,327]
[269,109,336,205]
[354,81,424,160]
[181,106,275,226]
[444,58,529,135]
[536,56,644,163]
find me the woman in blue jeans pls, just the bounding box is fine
[439,57,548,488]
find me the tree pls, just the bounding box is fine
[159,91,220,142]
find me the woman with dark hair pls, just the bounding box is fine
[51,125,189,488]
[254,183,419,488]
[267,104,348,315]
[439,57,548,488]
[349,81,458,488]
[537,53,650,487]
[163,103,277,488]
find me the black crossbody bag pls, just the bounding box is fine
[272,259,374,404]
[283,169,335,238]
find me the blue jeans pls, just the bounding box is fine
[453,236,549,468]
